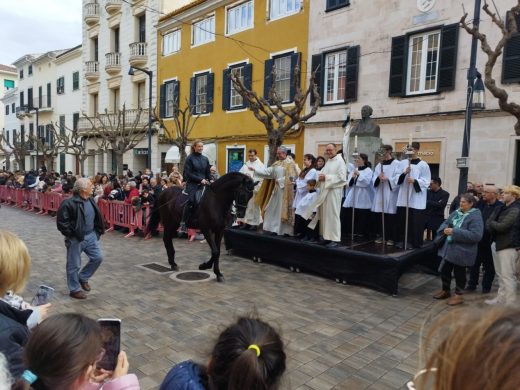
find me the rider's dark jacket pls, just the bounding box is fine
[183,152,211,194]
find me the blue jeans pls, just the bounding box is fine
[65,232,103,293]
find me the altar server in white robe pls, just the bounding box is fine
[238,148,265,229]
[251,146,298,236]
[343,153,374,239]
[293,154,318,209]
[394,141,431,249]
[371,145,400,245]
[301,143,347,247]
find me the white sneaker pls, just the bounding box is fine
[386,240,395,246]
[375,238,383,244]
[484,297,502,305]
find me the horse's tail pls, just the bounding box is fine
[145,201,162,236]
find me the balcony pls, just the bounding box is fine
[77,108,150,134]
[84,3,100,26]
[128,42,147,67]
[15,107,26,119]
[105,52,121,75]
[32,96,52,113]
[85,61,100,82]
[105,0,122,15]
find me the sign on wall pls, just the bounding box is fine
[394,141,441,164]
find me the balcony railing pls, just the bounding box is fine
[105,52,121,75]
[77,108,150,134]
[84,3,100,26]
[85,61,99,81]
[128,42,147,67]
[33,96,52,111]
[105,0,122,15]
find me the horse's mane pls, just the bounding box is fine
[210,172,249,191]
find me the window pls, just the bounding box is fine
[163,29,181,55]
[192,15,215,46]
[27,88,33,109]
[5,105,8,115]
[503,11,520,83]
[57,77,65,94]
[19,69,23,79]
[264,52,300,103]
[389,24,459,97]
[11,103,14,113]
[326,0,349,12]
[72,72,80,91]
[269,0,301,20]
[324,51,347,104]
[227,1,253,35]
[20,91,24,108]
[138,14,146,43]
[223,63,252,111]
[190,72,214,114]
[165,80,179,117]
[406,31,440,95]
[4,79,14,90]
[73,113,80,132]
[28,65,33,76]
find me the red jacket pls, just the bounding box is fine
[124,188,140,204]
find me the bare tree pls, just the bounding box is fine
[0,131,30,171]
[230,62,320,165]
[29,130,64,170]
[156,100,202,172]
[461,1,520,134]
[83,105,148,175]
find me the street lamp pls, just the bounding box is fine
[128,66,153,170]
[457,0,482,196]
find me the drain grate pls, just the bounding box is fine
[176,271,211,281]
[139,263,172,273]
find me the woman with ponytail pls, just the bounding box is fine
[160,316,286,390]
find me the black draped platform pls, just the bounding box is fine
[224,228,438,295]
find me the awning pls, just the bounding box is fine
[164,143,216,165]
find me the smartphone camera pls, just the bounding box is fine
[31,285,55,306]
[97,319,121,371]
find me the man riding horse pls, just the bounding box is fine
[179,140,212,236]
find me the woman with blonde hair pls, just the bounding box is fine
[410,307,520,390]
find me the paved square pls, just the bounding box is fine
[1,205,474,389]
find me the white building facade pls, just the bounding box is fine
[0,65,17,169]
[306,0,520,198]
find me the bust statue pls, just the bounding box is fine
[351,105,380,138]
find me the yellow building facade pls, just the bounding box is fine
[157,0,309,173]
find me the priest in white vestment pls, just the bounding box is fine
[302,143,347,247]
[238,149,265,228]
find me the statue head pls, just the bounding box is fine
[361,105,373,119]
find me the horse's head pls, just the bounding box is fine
[234,175,257,218]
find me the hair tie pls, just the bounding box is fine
[248,344,261,357]
[22,370,38,384]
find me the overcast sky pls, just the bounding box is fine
[0,0,82,66]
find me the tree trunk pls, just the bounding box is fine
[79,155,87,176]
[178,143,188,173]
[115,152,124,175]
[5,155,10,171]
[267,134,283,166]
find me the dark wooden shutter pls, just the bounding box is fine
[243,63,253,108]
[159,84,166,118]
[222,68,231,111]
[207,73,214,113]
[173,80,180,110]
[326,0,349,12]
[389,35,407,97]
[47,83,51,107]
[289,52,301,102]
[503,11,520,83]
[310,54,323,106]
[189,77,196,112]
[345,45,360,102]
[264,59,274,100]
[438,24,459,91]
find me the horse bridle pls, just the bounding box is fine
[234,186,254,210]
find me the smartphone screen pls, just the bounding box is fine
[31,285,55,306]
[97,319,121,371]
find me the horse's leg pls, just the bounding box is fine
[213,229,225,282]
[198,228,215,270]
[163,227,178,271]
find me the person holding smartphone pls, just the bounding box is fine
[57,178,105,300]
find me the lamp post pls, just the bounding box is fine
[128,66,153,170]
[458,0,484,196]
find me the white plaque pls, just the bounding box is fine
[417,0,435,13]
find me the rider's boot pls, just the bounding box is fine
[178,204,191,238]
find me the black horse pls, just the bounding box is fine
[145,172,256,282]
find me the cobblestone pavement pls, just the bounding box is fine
[0,205,489,389]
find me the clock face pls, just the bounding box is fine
[417,0,435,13]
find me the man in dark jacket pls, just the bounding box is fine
[179,140,211,234]
[485,185,520,305]
[466,185,502,293]
[425,178,449,239]
[57,178,105,299]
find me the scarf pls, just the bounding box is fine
[447,208,478,243]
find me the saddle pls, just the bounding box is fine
[180,186,207,228]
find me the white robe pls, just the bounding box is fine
[371,159,400,214]
[394,159,431,210]
[302,154,347,242]
[295,191,318,216]
[342,167,374,209]
[255,162,294,235]
[239,158,265,225]
[293,168,318,209]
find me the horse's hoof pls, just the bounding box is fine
[216,275,225,283]
[170,264,179,271]
[199,262,212,270]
